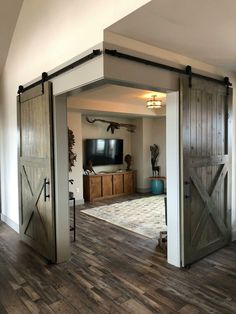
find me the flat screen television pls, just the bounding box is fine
[85,139,123,166]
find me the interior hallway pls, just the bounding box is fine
[0,213,235,313]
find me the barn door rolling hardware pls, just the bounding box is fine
[105,49,184,74]
[17,49,102,95]
[185,65,192,88]
[17,85,24,103]
[41,72,49,94]
[17,71,49,101]
[44,178,50,201]
[105,49,232,88]
[224,76,231,96]
[184,181,191,199]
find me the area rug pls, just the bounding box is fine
[81,195,166,239]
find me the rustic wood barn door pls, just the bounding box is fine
[17,82,56,262]
[180,77,232,266]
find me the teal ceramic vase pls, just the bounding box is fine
[151,179,164,195]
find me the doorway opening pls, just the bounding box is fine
[66,82,177,264]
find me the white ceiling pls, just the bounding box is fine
[1,0,235,76]
[0,0,23,72]
[107,0,236,71]
[69,84,166,118]
[74,84,166,105]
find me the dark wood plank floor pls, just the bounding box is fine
[0,202,236,313]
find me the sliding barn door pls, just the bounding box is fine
[180,77,232,266]
[18,82,56,262]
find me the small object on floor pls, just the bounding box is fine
[158,231,167,256]
[150,178,164,195]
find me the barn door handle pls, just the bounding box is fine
[184,181,191,199]
[44,178,50,201]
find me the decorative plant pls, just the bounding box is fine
[68,128,77,172]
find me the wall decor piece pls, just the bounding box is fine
[150,144,160,176]
[83,160,96,175]
[86,116,136,134]
[68,128,77,172]
[124,154,132,171]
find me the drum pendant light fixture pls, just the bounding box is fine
[146,95,162,109]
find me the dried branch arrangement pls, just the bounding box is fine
[68,128,77,172]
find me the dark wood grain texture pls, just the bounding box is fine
[0,200,235,313]
[181,77,232,266]
[17,81,56,263]
[83,171,136,202]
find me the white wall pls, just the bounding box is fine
[0,0,150,227]
[231,74,236,241]
[67,111,83,204]
[53,95,70,262]
[142,118,154,190]
[131,117,166,193]
[166,92,181,267]
[131,118,144,190]
[152,117,166,177]
[143,118,166,190]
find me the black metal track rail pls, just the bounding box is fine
[18,49,102,94]
[17,47,231,94]
[105,49,232,89]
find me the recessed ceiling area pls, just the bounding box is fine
[71,84,166,106]
[107,0,236,71]
[67,84,167,118]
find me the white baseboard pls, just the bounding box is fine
[137,188,151,193]
[1,214,19,233]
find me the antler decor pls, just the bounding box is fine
[86,116,136,134]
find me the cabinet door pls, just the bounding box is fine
[113,174,124,195]
[90,176,102,200]
[124,172,134,194]
[102,175,113,197]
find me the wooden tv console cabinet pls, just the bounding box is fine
[83,170,136,202]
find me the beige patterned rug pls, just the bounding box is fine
[81,195,166,239]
